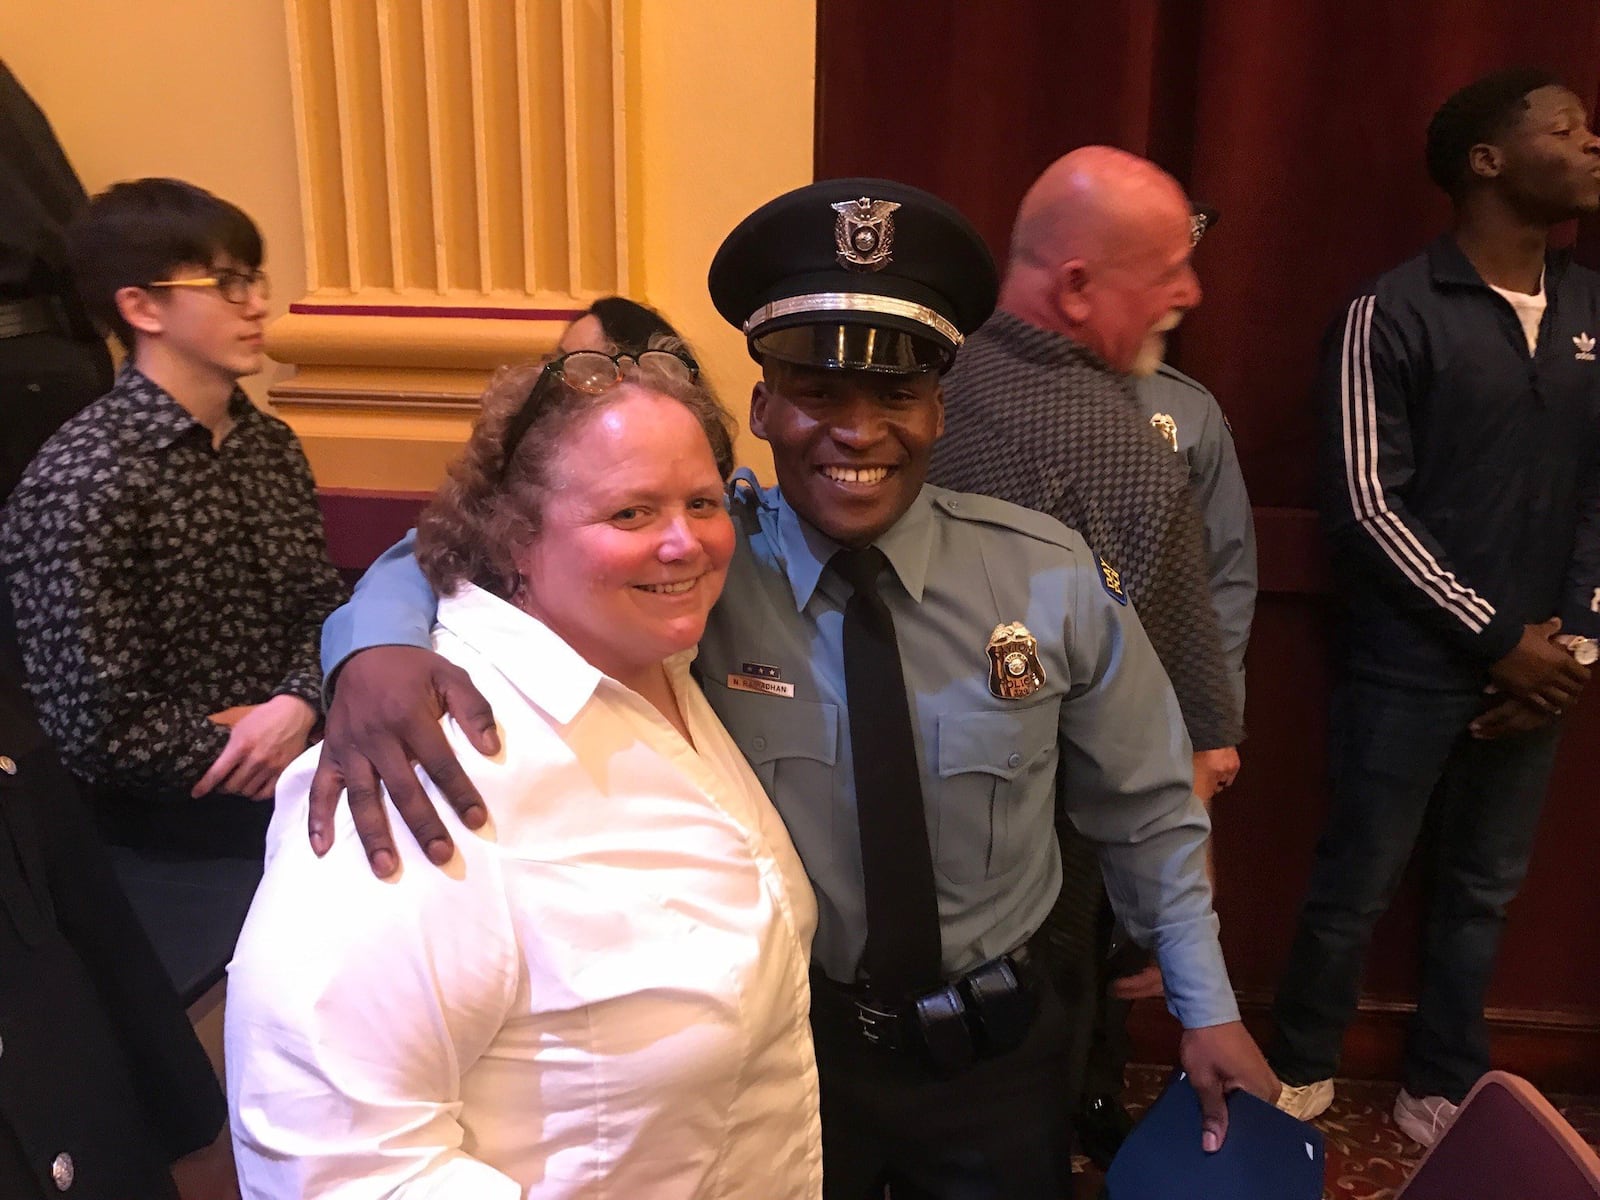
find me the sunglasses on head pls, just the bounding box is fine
[500,348,699,472]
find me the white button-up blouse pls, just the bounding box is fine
[226,584,822,1198]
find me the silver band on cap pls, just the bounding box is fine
[743,292,963,348]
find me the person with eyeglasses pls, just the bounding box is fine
[225,347,822,1197]
[0,178,346,859]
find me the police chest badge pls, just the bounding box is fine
[1149,411,1179,451]
[986,622,1046,700]
[832,197,901,271]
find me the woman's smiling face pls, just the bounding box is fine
[511,386,734,687]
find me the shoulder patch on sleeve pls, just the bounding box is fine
[1096,554,1128,605]
[929,489,1085,554]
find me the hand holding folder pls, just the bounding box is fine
[1106,1071,1325,1200]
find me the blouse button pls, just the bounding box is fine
[752,736,767,752]
[1007,752,1022,769]
[51,1152,74,1190]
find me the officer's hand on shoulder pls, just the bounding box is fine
[308,645,499,878]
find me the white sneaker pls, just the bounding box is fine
[1392,1089,1458,1148]
[1275,1077,1335,1121]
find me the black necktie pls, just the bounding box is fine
[831,546,942,996]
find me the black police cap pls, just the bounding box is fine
[708,178,997,375]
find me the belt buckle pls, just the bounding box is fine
[854,999,902,1049]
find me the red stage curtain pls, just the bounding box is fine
[818,0,1600,505]
[817,0,1600,1085]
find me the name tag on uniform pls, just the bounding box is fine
[727,674,796,698]
[727,661,795,698]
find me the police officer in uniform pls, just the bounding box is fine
[1133,207,1256,729]
[1069,208,1259,1163]
[1135,362,1255,717]
[0,662,235,1198]
[308,180,1278,1197]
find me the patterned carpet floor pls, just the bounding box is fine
[1076,1065,1600,1198]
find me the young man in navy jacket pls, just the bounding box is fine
[1272,67,1600,1146]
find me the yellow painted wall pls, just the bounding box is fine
[629,0,817,483]
[0,0,812,486]
[0,2,305,410]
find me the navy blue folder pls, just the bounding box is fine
[1105,1071,1325,1200]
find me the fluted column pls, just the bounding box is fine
[268,0,634,484]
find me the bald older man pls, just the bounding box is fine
[928,146,1256,1163]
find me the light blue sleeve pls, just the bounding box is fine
[319,528,439,695]
[1187,395,1257,716]
[1056,564,1240,1029]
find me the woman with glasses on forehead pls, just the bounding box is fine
[226,349,823,1198]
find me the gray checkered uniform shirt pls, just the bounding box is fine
[930,311,1242,753]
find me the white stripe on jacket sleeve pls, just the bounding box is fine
[1339,294,1494,632]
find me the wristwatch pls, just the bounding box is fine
[1556,634,1600,666]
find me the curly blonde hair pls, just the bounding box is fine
[416,348,735,599]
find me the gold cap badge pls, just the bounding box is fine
[986,621,1046,700]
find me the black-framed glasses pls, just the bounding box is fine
[501,349,698,472]
[146,267,270,305]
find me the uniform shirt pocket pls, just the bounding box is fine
[934,703,1058,884]
[702,679,840,854]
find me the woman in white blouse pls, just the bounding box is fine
[225,350,821,1198]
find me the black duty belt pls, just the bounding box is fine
[811,942,1041,1075]
[0,297,64,340]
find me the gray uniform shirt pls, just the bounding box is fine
[321,482,1241,1029]
[1134,364,1257,727]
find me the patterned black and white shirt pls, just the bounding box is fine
[0,366,347,793]
[930,312,1242,752]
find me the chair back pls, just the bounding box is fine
[1399,1071,1600,1200]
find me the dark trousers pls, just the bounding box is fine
[812,979,1075,1199]
[87,782,272,861]
[1080,901,1137,1100]
[1032,815,1125,1110]
[1270,675,1563,1102]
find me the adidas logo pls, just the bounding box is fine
[1575,332,1596,361]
